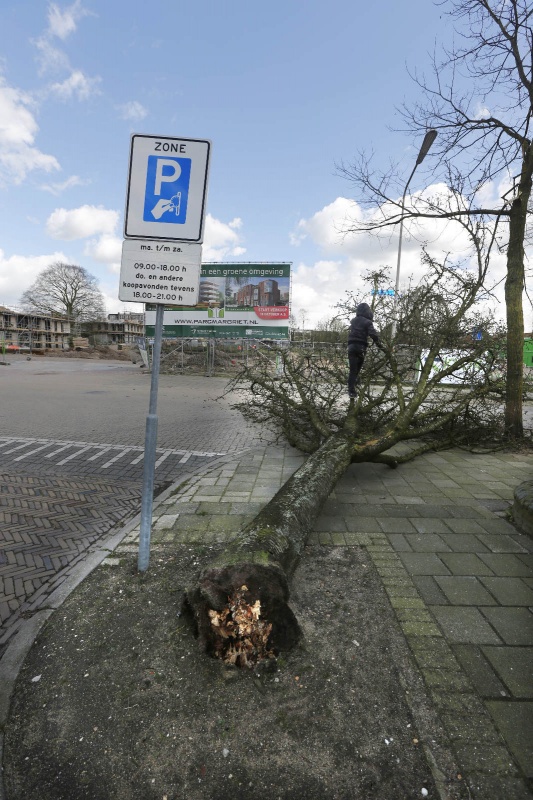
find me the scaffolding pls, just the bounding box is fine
[0,305,71,351]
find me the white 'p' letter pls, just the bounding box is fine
[154,159,181,195]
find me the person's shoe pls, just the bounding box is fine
[348,389,357,399]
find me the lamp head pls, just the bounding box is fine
[416,129,438,165]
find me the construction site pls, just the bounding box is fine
[0,306,71,351]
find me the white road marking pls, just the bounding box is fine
[0,437,227,468]
[4,442,34,454]
[154,450,172,468]
[87,447,112,462]
[57,446,93,465]
[14,443,55,461]
[45,444,74,458]
[101,449,132,469]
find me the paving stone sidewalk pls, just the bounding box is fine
[115,443,533,799]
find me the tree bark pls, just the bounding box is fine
[186,432,355,662]
[504,141,533,438]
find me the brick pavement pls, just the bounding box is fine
[112,443,533,799]
[0,469,142,656]
[0,435,238,659]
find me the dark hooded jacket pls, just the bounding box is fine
[348,303,381,349]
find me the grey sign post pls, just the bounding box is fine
[121,133,211,572]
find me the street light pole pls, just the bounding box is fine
[391,130,437,338]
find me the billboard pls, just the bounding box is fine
[145,262,291,339]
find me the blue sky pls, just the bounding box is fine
[0,0,527,327]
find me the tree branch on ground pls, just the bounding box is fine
[186,255,531,668]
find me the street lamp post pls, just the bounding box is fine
[391,130,437,338]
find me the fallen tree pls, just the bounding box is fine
[186,246,529,668]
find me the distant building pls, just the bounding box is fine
[0,306,71,350]
[82,312,145,346]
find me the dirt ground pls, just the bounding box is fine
[3,543,467,800]
[34,346,135,361]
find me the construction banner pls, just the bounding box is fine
[145,262,291,339]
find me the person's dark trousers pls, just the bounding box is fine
[348,343,366,394]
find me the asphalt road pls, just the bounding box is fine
[0,356,264,453]
[0,357,268,657]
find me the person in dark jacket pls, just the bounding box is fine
[347,302,382,397]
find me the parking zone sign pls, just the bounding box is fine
[124,134,211,242]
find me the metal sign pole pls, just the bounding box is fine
[138,303,164,572]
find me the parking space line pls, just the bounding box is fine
[102,449,132,469]
[154,450,172,468]
[87,447,112,462]
[0,436,227,465]
[45,444,74,458]
[4,442,36,454]
[57,446,93,465]
[14,443,55,461]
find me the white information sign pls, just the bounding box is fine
[124,134,211,242]
[119,239,201,304]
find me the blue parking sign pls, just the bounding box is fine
[143,156,192,225]
[125,135,210,242]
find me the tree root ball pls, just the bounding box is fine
[186,563,302,668]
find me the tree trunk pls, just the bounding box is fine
[504,141,533,437]
[186,432,355,665]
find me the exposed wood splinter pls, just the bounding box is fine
[208,585,274,668]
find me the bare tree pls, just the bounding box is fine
[186,243,527,667]
[20,262,106,332]
[338,0,532,438]
[314,315,346,343]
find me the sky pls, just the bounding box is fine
[0,0,531,329]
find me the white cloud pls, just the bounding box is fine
[289,190,523,327]
[474,102,491,120]
[0,77,60,186]
[34,38,70,76]
[45,205,122,275]
[290,198,361,249]
[33,2,91,74]
[0,249,69,308]
[40,175,88,194]
[202,214,247,261]
[117,101,148,121]
[100,290,123,314]
[49,70,101,101]
[84,234,122,272]
[47,0,90,40]
[33,2,98,104]
[46,205,119,240]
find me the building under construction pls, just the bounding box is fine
[82,312,144,346]
[0,306,71,350]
